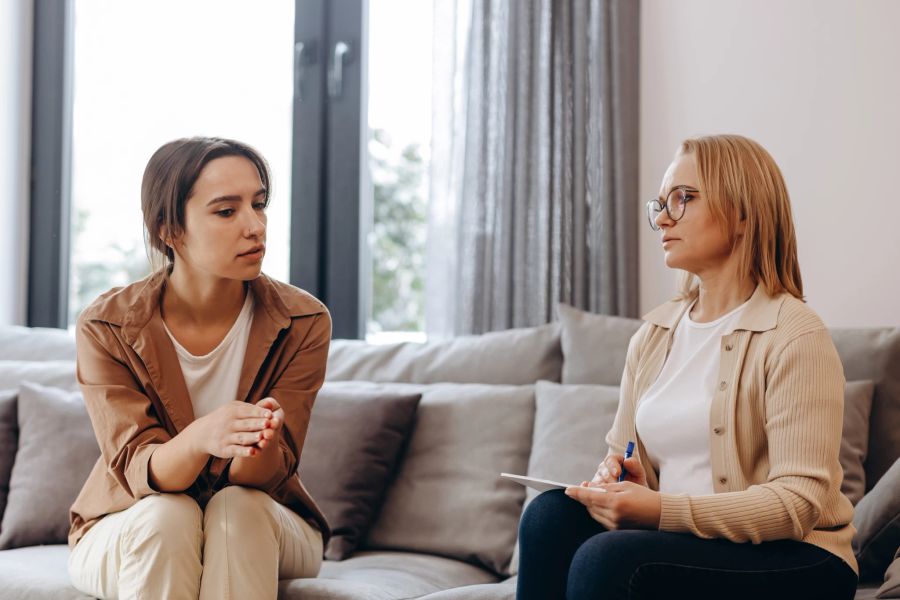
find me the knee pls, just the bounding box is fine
[204,486,274,533]
[123,493,202,550]
[519,489,579,543]
[568,531,644,594]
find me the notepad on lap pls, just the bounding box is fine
[500,473,578,493]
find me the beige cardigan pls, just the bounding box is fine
[606,284,857,573]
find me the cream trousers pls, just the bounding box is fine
[68,486,323,600]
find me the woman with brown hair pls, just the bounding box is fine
[67,137,330,599]
[516,135,858,599]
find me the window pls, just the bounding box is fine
[67,0,294,326]
[365,0,432,343]
[32,0,435,341]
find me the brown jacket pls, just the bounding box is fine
[606,284,857,573]
[69,269,331,547]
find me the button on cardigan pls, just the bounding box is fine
[605,284,857,573]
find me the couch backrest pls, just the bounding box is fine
[326,323,562,385]
[0,327,75,362]
[830,328,900,491]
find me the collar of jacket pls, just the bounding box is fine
[640,283,787,333]
[82,268,326,344]
[81,268,327,433]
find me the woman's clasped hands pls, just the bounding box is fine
[564,450,662,530]
[188,397,285,459]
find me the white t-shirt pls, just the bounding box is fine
[163,292,255,419]
[634,298,749,495]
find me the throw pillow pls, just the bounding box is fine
[0,383,100,549]
[840,380,875,505]
[878,546,900,599]
[853,457,900,582]
[355,382,535,576]
[298,385,422,560]
[326,323,562,385]
[509,381,621,575]
[556,303,642,386]
[0,389,17,528]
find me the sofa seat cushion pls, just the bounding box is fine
[279,551,498,600]
[417,576,516,599]
[0,545,92,599]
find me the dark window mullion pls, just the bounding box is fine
[290,0,328,299]
[325,0,365,339]
[28,0,74,328]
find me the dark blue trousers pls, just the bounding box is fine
[516,489,857,600]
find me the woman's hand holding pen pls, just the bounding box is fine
[583,452,648,488]
[568,446,661,530]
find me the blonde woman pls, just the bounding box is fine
[68,137,330,599]
[516,135,858,599]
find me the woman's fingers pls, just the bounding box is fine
[228,444,257,458]
[588,507,615,529]
[237,403,272,420]
[230,431,262,446]
[606,455,624,479]
[232,418,269,432]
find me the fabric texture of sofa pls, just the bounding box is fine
[0,311,898,599]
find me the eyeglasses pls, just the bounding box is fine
[646,186,699,231]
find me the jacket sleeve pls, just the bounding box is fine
[75,317,171,500]
[658,328,845,543]
[257,310,332,497]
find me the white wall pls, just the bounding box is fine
[0,0,32,326]
[640,0,900,327]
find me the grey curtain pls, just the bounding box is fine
[427,0,640,337]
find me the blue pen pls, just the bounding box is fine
[618,441,635,482]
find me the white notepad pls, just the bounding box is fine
[500,473,584,493]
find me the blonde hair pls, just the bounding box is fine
[671,134,803,302]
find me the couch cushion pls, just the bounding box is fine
[830,328,900,490]
[0,384,99,549]
[878,546,900,599]
[853,457,900,583]
[326,323,562,385]
[0,390,16,529]
[344,382,533,575]
[279,551,498,600]
[556,303,642,386]
[841,381,876,505]
[0,326,76,361]
[0,361,81,531]
[0,360,78,391]
[300,385,422,560]
[0,545,91,599]
[508,381,621,574]
[417,576,516,599]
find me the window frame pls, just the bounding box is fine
[29,0,368,339]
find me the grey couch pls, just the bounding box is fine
[0,305,897,599]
